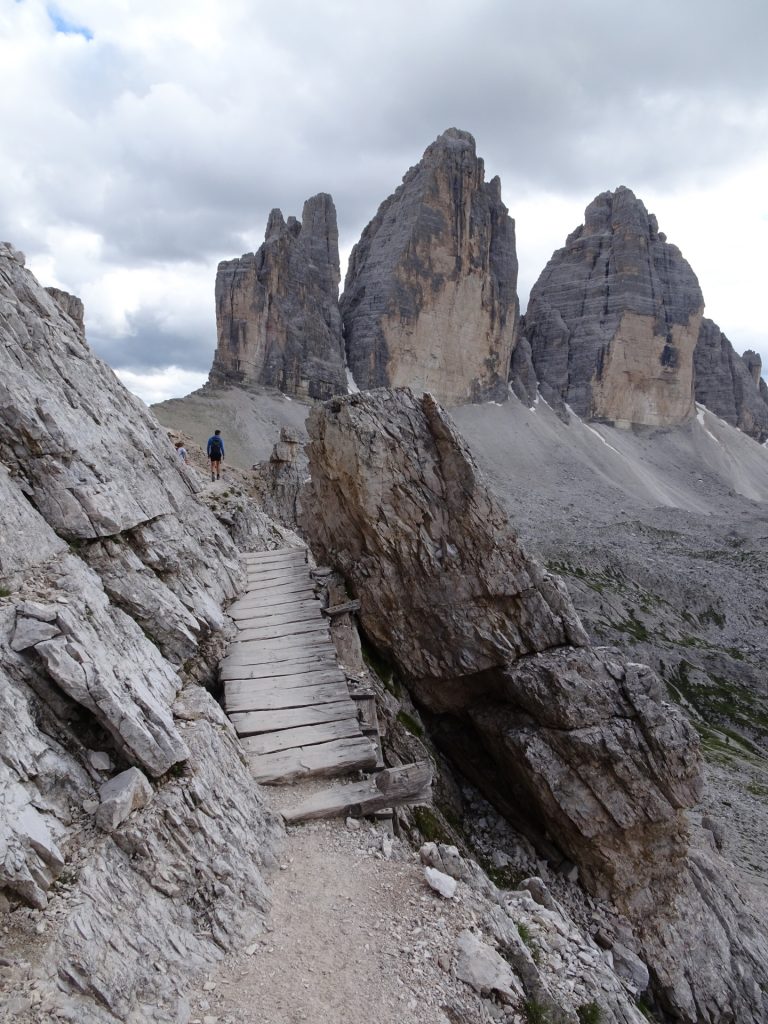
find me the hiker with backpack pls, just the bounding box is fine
[207,430,225,481]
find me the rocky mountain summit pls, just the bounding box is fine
[208,193,347,399]
[523,187,704,428]
[341,128,520,405]
[0,242,281,1021]
[302,387,768,1023]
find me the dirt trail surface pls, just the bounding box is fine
[188,786,491,1024]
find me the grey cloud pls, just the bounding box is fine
[89,307,215,375]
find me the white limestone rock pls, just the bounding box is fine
[455,929,523,1003]
[96,767,153,831]
[425,866,457,899]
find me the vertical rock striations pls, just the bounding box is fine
[694,319,768,441]
[341,129,519,405]
[209,193,347,399]
[525,187,703,427]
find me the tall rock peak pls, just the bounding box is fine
[208,192,346,400]
[341,129,519,405]
[525,186,703,427]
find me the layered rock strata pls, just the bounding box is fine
[0,242,280,1021]
[302,387,768,1022]
[525,187,703,427]
[693,318,768,441]
[341,128,519,405]
[209,193,347,399]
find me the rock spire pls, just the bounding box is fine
[694,319,768,441]
[341,129,519,405]
[524,186,703,427]
[209,193,347,399]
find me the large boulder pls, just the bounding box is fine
[525,187,703,428]
[208,193,347,399]
[341,128,519,405]
[301,387,768,1023]
[693,318,768,442]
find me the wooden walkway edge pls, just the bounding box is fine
[222,548,377,784]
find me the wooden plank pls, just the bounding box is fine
[224,669,346,699]
[351,694,377,731]
[232,609,322,630]
[250,736,377,785]
[322,599,361,618]
[240,718,363,755]
[229,601,320,623]
[230,701,354,735]
[281,761,433,822]
[225,681,350,713]
[241,578,313,596]
[245,570,309,586]
[234,621,329,644]
[232,590,319,610]
[220,657,338,682]
[222,638,334,662]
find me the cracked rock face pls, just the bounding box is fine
[302,389,700,881]
[0,242,281,1020]
[302,387,768,1023]
[694,318,768,442]
[341,128,519,405]
[525,187,703,427]
[209,193,347,399]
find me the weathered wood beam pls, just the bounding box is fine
[280,761,433,823]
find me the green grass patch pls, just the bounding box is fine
[577,1004,604,1024]
[0,586,11,598]
[396,709,424,737]
[411,806,453,846]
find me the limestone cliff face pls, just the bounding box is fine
[341,129,519,405]
[209,193,346,399]
[526,187,703,427]
[694,319,768,441]
[302,387,768,1023]
[0,243,279,1022]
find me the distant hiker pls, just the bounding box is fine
[207,430,224,481]
[174,441,188,464]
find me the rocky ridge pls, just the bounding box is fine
[523,187,703,428]
[693,318,768,442]
[0,242,281,1022]
[301,386,768,1023]
[209,193,347,399]
[341,128,520,405]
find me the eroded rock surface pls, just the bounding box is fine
[341,128,519,405]
[694,318,768,441]
[209,193,347,399]
[525,187,703,427]
[302,386,768,1022]
[0,242,281,1021]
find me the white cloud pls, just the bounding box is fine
[2,0,767,393]
[114,366,208,405]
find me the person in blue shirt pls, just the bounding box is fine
[207,430,224,481]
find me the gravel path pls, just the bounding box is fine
[188,789,492,1024]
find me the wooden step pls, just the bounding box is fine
[230,700,355,736]
[229,601,320,624]
[249,736,377,785]
[220,657,339,682]
[224,669,346,700]
[240,718,363,756]
[225,680,350,714]
[221,643,335,669]
[243,549,305,565]
[233,621,329,645]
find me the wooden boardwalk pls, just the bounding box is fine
[222,547,377,784]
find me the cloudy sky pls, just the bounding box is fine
[2,0,767,403]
